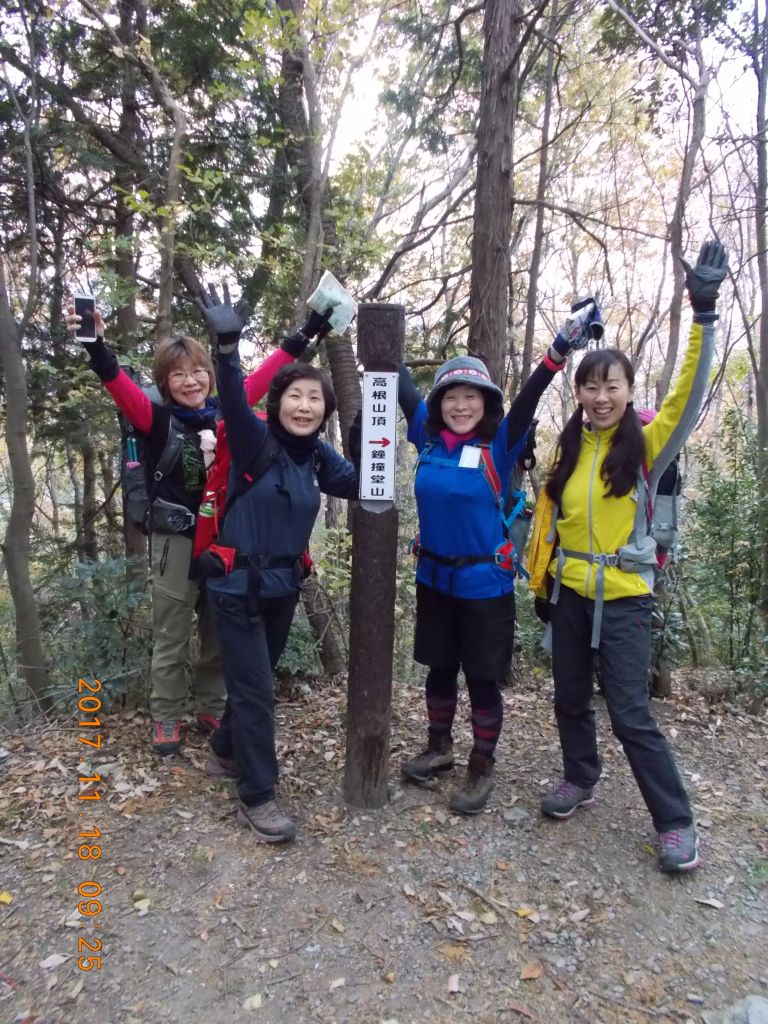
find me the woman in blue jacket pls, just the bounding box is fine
[197,288,358,843]
[399,306,600,814]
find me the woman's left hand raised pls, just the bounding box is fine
[196,283,252,347]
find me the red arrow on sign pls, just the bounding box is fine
[368,437,391,447]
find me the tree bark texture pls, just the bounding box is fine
[751,6,768,665]
[300,575,345,677]
[116,0,146,559]
[468,0,521,387]
[655,36,709,404]
[520,0,557,389]
[326,334,362,455]
[0,263,52,709]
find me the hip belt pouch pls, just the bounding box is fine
[151,498,196,535]
[616,535,658,574]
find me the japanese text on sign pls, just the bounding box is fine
[359,372,398,502]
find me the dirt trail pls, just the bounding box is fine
[0,675,766,1024]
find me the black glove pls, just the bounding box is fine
[680,240,729,323]
[534,597,551,624]
[82,336,119,382]
[348,408,362,466]
[281,307,334,358]
[195,283,252,347]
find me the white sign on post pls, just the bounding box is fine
[359,371,398,505]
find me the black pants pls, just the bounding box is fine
[550,585,692,831]
[209,591,299,807]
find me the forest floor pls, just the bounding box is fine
[0,670,766,1024]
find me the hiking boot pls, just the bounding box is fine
[152,720,183,757]
[237,800,297,843]
[205,752,236,779]
[657,825,700,873]
[540,779,595,819]
[401,734,454,783]
[191,713,221,735]
[448,752,494,815]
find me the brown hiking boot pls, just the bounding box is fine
[205,752,236,779]
[401,734,454,783]
[448,752,494,815]
[236,800,297,843]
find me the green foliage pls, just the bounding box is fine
[276,610,324,678]
[597,0,736,55]
[685,409,762,671]
[40,558,152,711]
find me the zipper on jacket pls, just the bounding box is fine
[585,434,601,597]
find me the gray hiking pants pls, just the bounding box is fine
[550,584,692,831]
[149,533,225,722]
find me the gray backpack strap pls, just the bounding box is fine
[616,465,658,584]
[552,548,620,648]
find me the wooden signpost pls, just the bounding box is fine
[343,302,404,808]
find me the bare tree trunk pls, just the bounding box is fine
[45,452,61,540]
[0,263,51,710]
[98,449,121,553]
[301,576,346,676]
[468,0,521,386]
[752,4,768,664]
[678,581,713,667]
[81,439,99,561]
[326,335,361,452]
[655,37,710,404]
[65,444,85,559]
[116,0,146,560]
[520,0,557,389]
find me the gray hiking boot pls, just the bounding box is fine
[205,752,236,779]
[237,800,297,843]
[448,752,494,815]
[540,779,595,819]
[657,825,700,873]
[401,734,454,783]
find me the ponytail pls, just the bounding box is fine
[601,403,645,497]
[545,405,585,506]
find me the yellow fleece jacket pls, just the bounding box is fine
[549,321,713,601]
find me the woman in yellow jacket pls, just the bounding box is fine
[537,240,728,874]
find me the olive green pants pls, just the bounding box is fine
[149,533,225,722]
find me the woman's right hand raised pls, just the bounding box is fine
[64,300,106,347]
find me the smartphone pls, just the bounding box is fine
[73,293,97,342]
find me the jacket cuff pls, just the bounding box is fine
[280,331,309,358]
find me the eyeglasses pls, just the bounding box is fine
[168,368,209,384]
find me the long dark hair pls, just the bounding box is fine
[266,364,337,430]
[545,348,645,505]
[425,385,504,440]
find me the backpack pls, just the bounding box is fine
[527,447,683,645]
[412,425,536,578]
[191,424,317,580]
[649,455,682,564]
[118,367,186,535]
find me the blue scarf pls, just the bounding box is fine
[169,397,217,429]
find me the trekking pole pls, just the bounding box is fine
[343,303,405,808]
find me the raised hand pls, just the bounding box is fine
[552,297,604,356]
[300,307,334,342]
[681,240,729,319]
[64,300,106,348]
[281,307,335,358]
[195,282,252,346]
